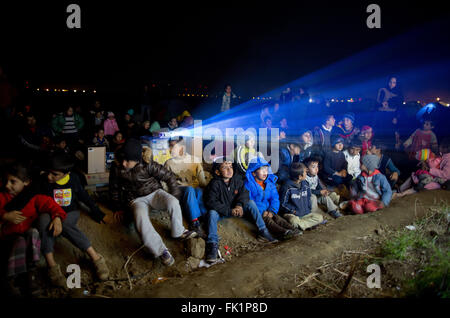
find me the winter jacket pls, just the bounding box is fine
[313,125,336,150]
[343,150,361,178]
[51,113,84,134]
[104,118,120,136]
[354,170,392,207]
[204,171,249,217]
[429,153,450,180]
[0,190,66,237]
[305,174,325,196]
[109,159,181,211]
[245,157,280,215]
[37,173,105,223]
[322,150,348,179]
[279,179,311,218]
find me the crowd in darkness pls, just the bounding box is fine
[1,63,450,297]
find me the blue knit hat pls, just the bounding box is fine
[332,136,345,147]
[342,112,355,123]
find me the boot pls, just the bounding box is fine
[93,254,110,281]
[48,264,66,288]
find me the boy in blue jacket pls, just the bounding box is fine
[279,162,324,231]
[245,157,301,240]
[204,158,277,263]
[349,154,393,214]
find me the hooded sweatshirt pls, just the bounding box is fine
[244,157,280,215]
[354,169,392,207]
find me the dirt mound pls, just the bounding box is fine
[37,190,450,298]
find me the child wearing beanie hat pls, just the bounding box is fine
[337,112,360,147]
[104,111,120,137]
[320,136,352,187]
[109,138,197,267]
[348,154,392,214]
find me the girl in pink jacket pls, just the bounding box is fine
[103,112,120,137]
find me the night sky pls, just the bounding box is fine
[1,2,449,99]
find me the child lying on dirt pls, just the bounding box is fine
[204,158,277,264]
[279,162,324,231]
[348,154,392,214]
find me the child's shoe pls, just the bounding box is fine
[329,210,343,219]
[178,229,198,241]
[48,264,67,289]
[93,254,110,281]
[292,228,303,236]
[205,243,219,263]
[257,228,279,243]
[160,249,175,266]
[190,221,206,239]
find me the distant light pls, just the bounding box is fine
[73,89,77,92]
[331,99,335,102]
[93,90,96,93]
[403,102,406,104]
[62,89,68,92]
[45,88,49,92]
[341,100,344,102]
[82,90,86,93]
[36,88,40,91]
[436,97,440,101]
[309,98,313,103]
[447,104,450,107]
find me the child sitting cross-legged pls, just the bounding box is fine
[321,136,353,188]
[303,157,342,219]
[349,154,392,214]
[204,158,278,263]
[245,157,302,241]
[279,162,324,231]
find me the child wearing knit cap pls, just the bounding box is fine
[337,112,360,147]
[321,136,353,187]
[349,154,392,214]
[103,112,120,137]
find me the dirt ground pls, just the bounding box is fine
[36,189,450,298]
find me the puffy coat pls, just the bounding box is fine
[245,157,280,215]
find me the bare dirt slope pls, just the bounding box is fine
[40,190,450,298]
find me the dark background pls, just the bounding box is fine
[0,1,449,110]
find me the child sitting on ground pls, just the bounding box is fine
[403,119,438,160]
[343,140,362,179]
[204,158,277,263]
[92,127,110,149]
[368,140,400,189]
[359,125,374,156]
[164,137,210,238]
[279,162,324,231]
[321,136,352,187]
[349,154,392,214]
[0,162,67,297]
[36,153,109,288]
[277,139,301,184]
[234,134,260,176]
[103,112,120,138]
[245,157,301,240]
[304,157,342,219]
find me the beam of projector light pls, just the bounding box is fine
[192,19,449,132]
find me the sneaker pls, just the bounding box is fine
[179,229,198,241]
[339,201,349,211]
[48,264,67,289]
[292,228,303,236]
[205,242,219,263]
[160,250,175,266]
[329,210,343,219]
[190,221,206,239]
[257,228,279,243]
[93,254,110,281]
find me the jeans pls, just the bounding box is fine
[206,200,267,244]
[181,186,207,222]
